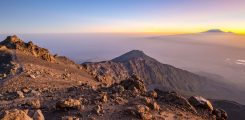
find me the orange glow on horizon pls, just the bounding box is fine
[84,27,245,35]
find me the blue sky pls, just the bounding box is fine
[0,0,245,34]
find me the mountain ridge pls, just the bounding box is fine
[0,35,242,119]
[83,50,245,104]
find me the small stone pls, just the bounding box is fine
[3,73,7,77]
[115,97,124,105]
[112,85,125,93]
[61,116,79,120]
[16,91,25,98]
[148,102,160,111]
[140,112,153,120]
[93,105,103,115]
[88,117,96,120]
[136,105,150,113]
[125,105,152,120]
[29,90,41,96]
[29,74,36,79]
[147,90,158,99]
[79,97,89,105]
[100,94,108,103]
[22,87,30,93]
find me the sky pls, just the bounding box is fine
[0,0,245,34]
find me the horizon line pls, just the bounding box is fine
[0,29,244,36]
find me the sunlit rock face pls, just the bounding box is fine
[0,35,55,62]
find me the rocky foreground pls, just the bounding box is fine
[0,75,227,120]
[0,35,233,120]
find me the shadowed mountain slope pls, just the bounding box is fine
[83,50,245,104]
[212,100,245,120]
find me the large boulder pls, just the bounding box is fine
[188,96,214,111]
[1,109,33,120]
[56,99,81,109]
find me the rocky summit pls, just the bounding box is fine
[0,35,54,62]
[0,35,242,120]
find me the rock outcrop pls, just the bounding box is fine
[0,35,54,62]
[119,75,146,94]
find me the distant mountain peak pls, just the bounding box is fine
[206,29,224,33]
[203,29,233,34]
[123,50,145,57]
[112,50,149,62]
